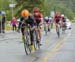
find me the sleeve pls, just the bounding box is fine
[18,17,24,29]
[30,16,35,24]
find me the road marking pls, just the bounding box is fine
[43,33,71,62]
[0,37,20,41]
[32,31,71,62]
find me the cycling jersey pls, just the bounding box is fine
[33,13,43,26]
[54,15,61,23]
[49,17,52,22]
[18,16,35,29]
[18,16,35,45]
[44,18,49,23]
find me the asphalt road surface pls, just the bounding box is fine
[0,24,74,62]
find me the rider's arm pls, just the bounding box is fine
[39,14,44,25]
[59,17,63,24]
[18,21,21,30]
[40,18,44,25]
[18,17,24,30]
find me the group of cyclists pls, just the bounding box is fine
[17,7,67,54]
[17,7,43,53]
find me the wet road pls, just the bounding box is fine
[0,24,74,62]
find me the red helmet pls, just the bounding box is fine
[55,12,61,16]
[33,7,40,12]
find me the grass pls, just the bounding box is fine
[5,21,12,30]
[5,20,56,31]
[5,24,56,31]
[5,25,12,30]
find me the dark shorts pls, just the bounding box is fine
[55,19,60,24]
[45,20,49,23]
[35,19,41,26]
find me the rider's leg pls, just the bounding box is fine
[38,26,42,44]
[48,23,50,31]
[30,30,34,45]
[14,25,17,31]
[21,28,25,42]
[12,25,14,31]
[30,30,35,51]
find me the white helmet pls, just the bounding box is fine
[61,14,64,17]
[49,17,52,20]
[45,16,48,20]
[66,18,69,22]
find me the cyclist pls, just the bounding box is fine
[61,14,66,26]
[54,12,62,37]
[18,9,35,51]
[61,14,67,32]
[54,12,62,28]
[33,7,43,45]
[44,16,50,31]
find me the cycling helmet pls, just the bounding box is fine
[61,14,65,17]
[55,12,61,16]
[21,9,30,17]
[33,7,40,12]
[49,17,52,20]
[45,16,49,20]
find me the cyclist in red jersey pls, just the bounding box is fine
[54,12,62,27]
[54,12,62,37]
[33,7,43,45]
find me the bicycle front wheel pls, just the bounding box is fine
[24,35,31,55]
[44,24,47,35]
[56,26,60,38]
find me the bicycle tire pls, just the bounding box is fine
[56,26,60,38]
[23,32,31,55]
[44,24,47,35]
[24,43,31,55]
[33,30,37,50]
[36,40,40,49]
